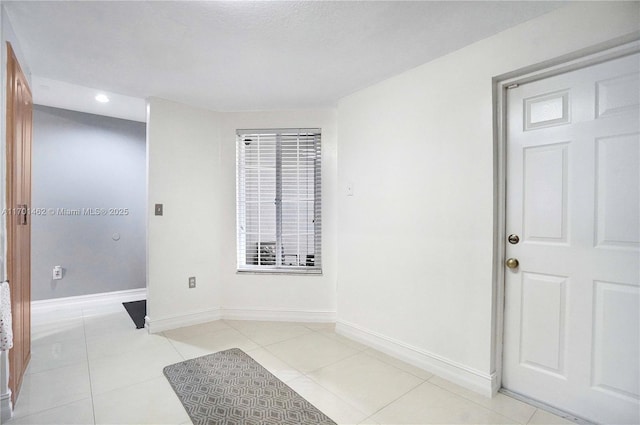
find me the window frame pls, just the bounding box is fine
[235,128,322,275]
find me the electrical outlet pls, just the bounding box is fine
[53,266,63,280]
[188,276,196,288]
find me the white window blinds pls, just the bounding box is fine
[236,129,321,273]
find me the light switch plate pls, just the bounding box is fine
[155,204,163,216]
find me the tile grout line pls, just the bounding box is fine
[235,343,347,421]
[80,307,98,425]
[262,329,364,375]
[427,376,533,424]
[353,376,426,423]
[244,340,303,375]
[212,323,354,379]
[92,374,171,399]
[164,322,257,350]
[360,349,434,381]
[162,331,188,361]
[299,369,371,423]
[6,397,92,424]
[298,371,377,422]
[83,313,183,402]
[238,327,317,348]
[525,408,539,425]
[255,329,372,420]
[293,332,448,423]
[299,349,392,418]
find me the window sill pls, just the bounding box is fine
[236,268,322,276]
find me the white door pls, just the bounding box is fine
[503,51,640,425]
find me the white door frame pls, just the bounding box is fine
[491,34,640,397]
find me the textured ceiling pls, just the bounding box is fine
[5,1,565,111]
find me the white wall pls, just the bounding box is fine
[146,98,223,331]
[335,1,640,396]
[146,101,338,330]
[219,110,337,321]
[31,106,146,300]
[142,0,640,398]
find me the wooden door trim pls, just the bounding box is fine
[6,41,33,406]
[490,37,640,395]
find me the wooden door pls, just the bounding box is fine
[503,51,639,424]
[6,42,32,406]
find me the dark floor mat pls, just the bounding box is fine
[122,299,146,329]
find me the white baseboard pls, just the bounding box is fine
[32,288,147,313]
[336,320,496,397]
[222,307,336,323]
[0,390,12,423]
[146,308,223,334]
[146,307,335,334]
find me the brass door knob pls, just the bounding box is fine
[506,258,519,269]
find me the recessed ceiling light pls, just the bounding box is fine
[95,94,109,103]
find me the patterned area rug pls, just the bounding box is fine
[163,348,337,425]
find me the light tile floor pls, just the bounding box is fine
[7,302,576,425]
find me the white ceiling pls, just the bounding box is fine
[33,76,148,122]
[5,1,565,115]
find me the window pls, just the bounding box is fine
[236,129,321,273]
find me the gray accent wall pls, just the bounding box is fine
[31,105,146,300]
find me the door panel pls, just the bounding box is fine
[595,134,639,248]
[520,272,567,376]
[523,143,568,242]
[6,42,32,406]
[503,51,640,424]
[591,281,639,399]
[596,72,640,117]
